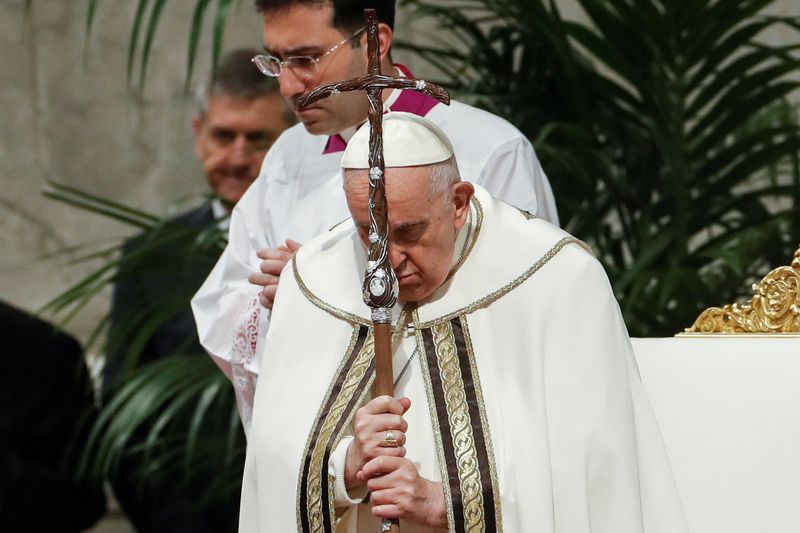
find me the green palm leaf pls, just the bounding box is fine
[186,0,215,90]
[84,0,242,89]
[402,0,800,335]
[43,184,240,507]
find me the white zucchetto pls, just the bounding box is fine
[341,112,454,169]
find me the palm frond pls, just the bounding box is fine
[401,0,800,335]
[81,356,244,493]
[84,0,242,90]
[43,181,158,228]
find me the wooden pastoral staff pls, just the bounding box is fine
[297,8,450,532]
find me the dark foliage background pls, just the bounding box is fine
[397,0,800,336]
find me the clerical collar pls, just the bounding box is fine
[338,125,358,144]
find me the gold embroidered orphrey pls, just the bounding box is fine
[415,313,502,533]
[296,317,503,533]
[685,245,800,334]
[297,326,376,533]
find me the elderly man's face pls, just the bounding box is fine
[345,166,474,302]
[193,92,288,205]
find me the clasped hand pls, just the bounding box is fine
[345,395,446,527]
[248,239,301,309]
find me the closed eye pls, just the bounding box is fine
[393,223,427,244]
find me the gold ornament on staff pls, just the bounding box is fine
[297,9,450,532]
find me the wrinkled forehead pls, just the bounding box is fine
[344,166,439,212]
[343,165,433,188]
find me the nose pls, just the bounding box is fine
[278,68,307,100]
[388,244,406,271]
[228,136,250,164]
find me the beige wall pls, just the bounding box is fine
[1,0,797,349]
[0,1,263,345]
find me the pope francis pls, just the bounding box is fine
[239,113,687,533]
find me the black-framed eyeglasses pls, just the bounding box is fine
[252,27,365,80]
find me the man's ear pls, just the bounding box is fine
[357,23,392,63]
[377,22,393,61]
[452,182,475,230]
[191,114,204,159]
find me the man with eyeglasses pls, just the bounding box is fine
[192,0,559,428]
[104,48,291,533]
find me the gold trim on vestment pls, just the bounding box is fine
[294,198,588,331]
[294,258,372,326]
[448,198,484,281]
[297,310,417,532]
[461,316,503,531]
[296,326,360,531]
[414,308,457,531]
[297,326,375,533]
[417,236,589,329]
[685,246,800,334]
[414,309,502,532]
[432,320,487,532]
[334,370,377,526]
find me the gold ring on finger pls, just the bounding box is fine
[380,429,400,448]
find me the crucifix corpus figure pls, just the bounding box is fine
[239,11,687,533]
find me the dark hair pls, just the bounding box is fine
[254,0,395,32]
[210,48,280,101]
[196,48,291,121]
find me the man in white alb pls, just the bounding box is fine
[239,112,686,532]
[192,0,559,426]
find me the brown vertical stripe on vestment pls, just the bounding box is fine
[298,325,369,533]
[421,325,466,533]
[453,316,498,533]
[320,347,377,529]
[421,317,501,533]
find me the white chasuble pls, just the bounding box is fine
[240,186,687,533]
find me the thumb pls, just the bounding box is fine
[286,238,302,252]
[397,397,411,413]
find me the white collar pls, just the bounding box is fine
[211,198,230,230]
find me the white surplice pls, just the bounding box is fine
[191,69,559,429]
[239,186,687,533]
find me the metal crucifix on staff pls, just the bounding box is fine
[297,8,450,532]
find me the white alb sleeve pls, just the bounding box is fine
[476,136,559,226]
[191,164,275,431]
[328,436,369,507]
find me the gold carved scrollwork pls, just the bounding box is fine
[685,246,800,334]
